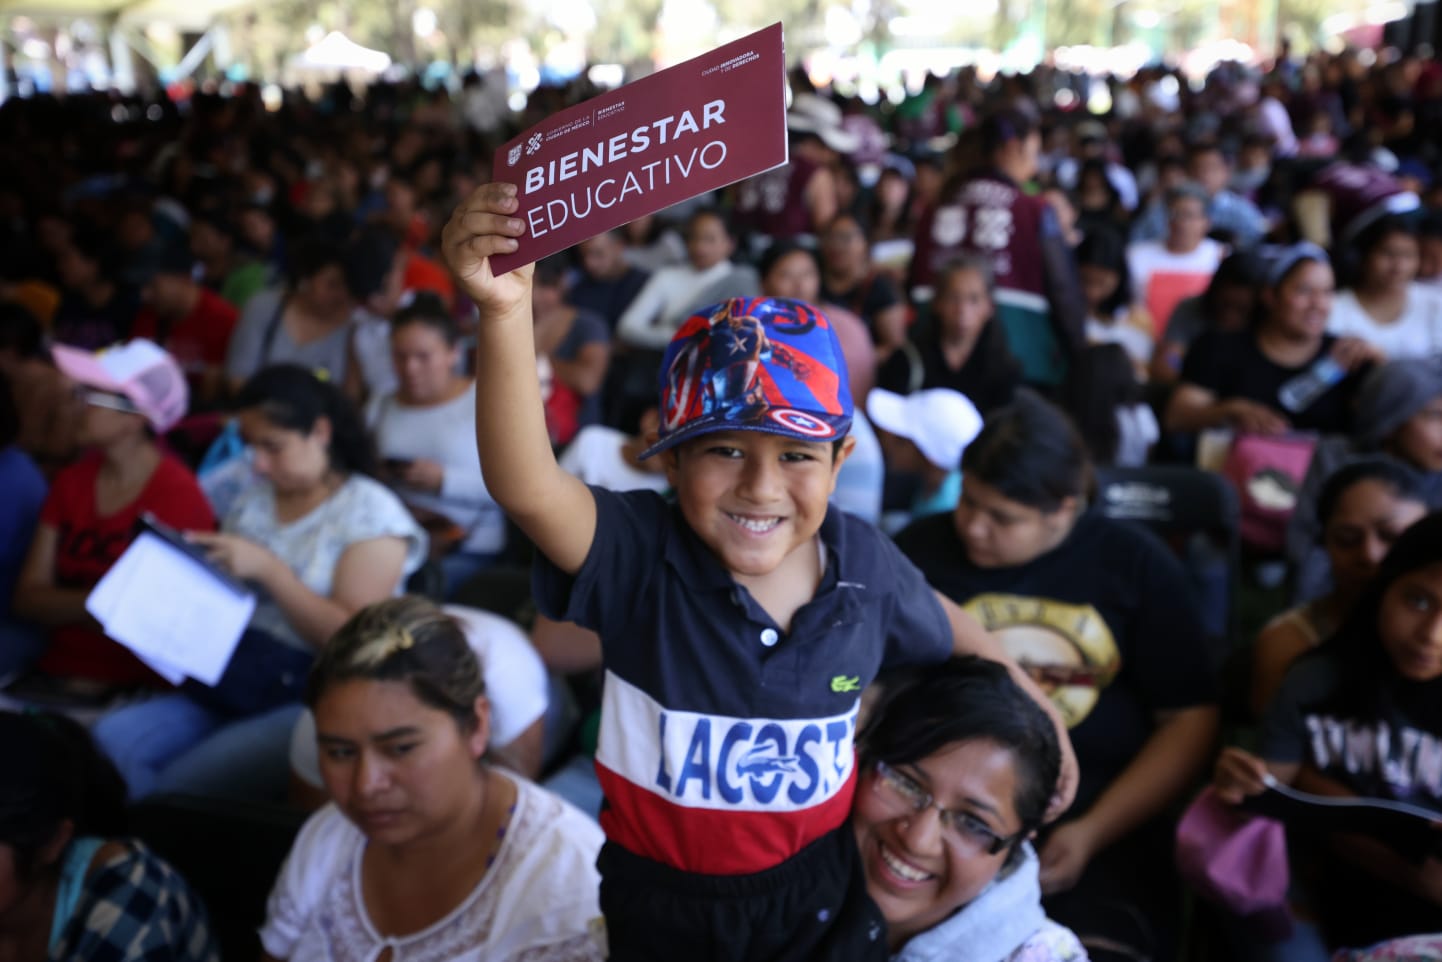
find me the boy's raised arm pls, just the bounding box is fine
[935,590,1080,822]
[442,182,597,575]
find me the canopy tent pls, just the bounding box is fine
[290,30,391,73]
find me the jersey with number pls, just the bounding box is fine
[910,171,1047,297]
[733,156,822,240]
[911,171,1080,385]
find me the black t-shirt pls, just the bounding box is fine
[821,271,902,344]
[875,319,1020,414]
[1262,648,1442,807]
[894,511,1217,814]
[1259,646,1442,945]
[1180,330,1363,435]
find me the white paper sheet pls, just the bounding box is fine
[86,532,255,686]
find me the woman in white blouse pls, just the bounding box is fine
[1329,215,1442,359]
[261,596,605,962]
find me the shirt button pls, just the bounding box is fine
[760,628,779,647]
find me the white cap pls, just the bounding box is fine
[866,388,983,471]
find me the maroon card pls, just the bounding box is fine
[489,23,788,274]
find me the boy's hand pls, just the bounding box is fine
[442,182,534,320]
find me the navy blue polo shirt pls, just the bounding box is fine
[535,485,951,876]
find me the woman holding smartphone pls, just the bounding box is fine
[365,293,506,598]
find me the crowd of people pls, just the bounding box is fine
[3,39,1442,962]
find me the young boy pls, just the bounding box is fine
[443,182,1075,961]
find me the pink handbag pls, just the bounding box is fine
[1221,433,1317,553]
[1175,786,1294,940]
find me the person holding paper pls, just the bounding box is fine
[441,181,1076,962]
[1215,511,1442,955]
[94,365,426,803]
[13,339,215,692]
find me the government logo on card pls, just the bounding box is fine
[507,144,522,166]
[525,132,543,156]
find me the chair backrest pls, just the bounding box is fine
[129,794,307,962]
[1093,465,1242,656]
[1095,465,1241,536]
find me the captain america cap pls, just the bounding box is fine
[640,297,854,460]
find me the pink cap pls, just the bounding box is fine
[52,338,189,433]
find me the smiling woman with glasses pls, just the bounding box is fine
[853,656,1085,961]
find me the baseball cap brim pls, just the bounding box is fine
[51,339,187,433]
[52,344,129,395]
[638,409,852,460]
[864,389,912,443]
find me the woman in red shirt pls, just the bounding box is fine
[13,340,214,692]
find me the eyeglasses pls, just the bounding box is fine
[872,760,1024,856]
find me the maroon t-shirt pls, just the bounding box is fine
[38,452,217,685]
[733,155,822,239]
[910,171,1047,296]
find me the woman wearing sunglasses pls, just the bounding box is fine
[854,656,1085,961]
[13,339,214,691]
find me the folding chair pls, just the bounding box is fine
[1093,465,1242,664]
[129,794,307,962]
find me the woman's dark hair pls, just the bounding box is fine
[533,252,571,289]
[342,228,400,303]
[858,657,1060,840]
[1074,228,1131,318]
[1075,158,1122,209]
[66,226,120,277]
[392,290,460,345]
[1344,213,1421,289]
[283,234,347,290]
[1201,250,1266,315]
[1420,211,1442,244]
[1316,458,1428,526]
[1309,510,1442,717]
[235,364,377,477]
[685,206,731,240]
[0,710,128,878]
[976,107,1039,160]
[307,596,486,734]
[962,391,1093,512]
[0,301,43,358]
[758,239,819,285]
[1059,343,1144,466]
